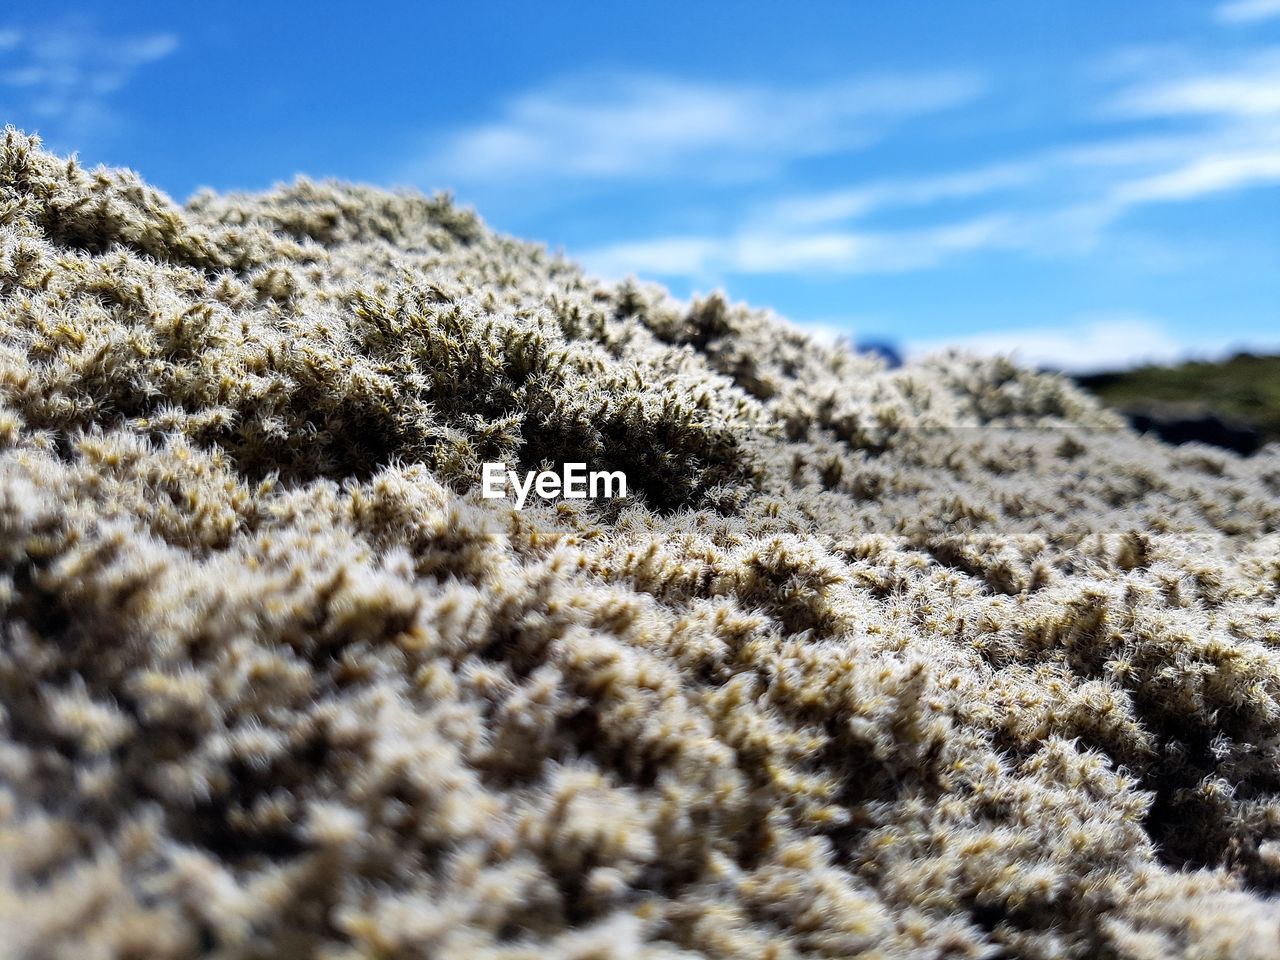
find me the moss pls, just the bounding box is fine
[2,127,1280,958]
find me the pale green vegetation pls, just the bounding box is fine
[2,128,1280,958]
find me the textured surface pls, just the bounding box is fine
[2,129,1280,959]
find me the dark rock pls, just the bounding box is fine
[1127,409,1262,455]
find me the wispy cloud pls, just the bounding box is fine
[0,21,178,145]
[1112,149,1280,203]
[579,216,1012,282]
[578,45,1280,283]
[1215,0,1280,24]
[759,163,1038,228]
[1106,50,1280,117]
[1098,49,1280,204]
[908,316,1273,373]
[416,71,985,184]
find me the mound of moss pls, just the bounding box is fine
[3,129,1280,959]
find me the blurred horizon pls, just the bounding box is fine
[2,1,1279,373]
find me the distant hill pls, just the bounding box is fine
[1077,352,1280,454]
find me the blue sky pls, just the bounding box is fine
[2,1,1279,371]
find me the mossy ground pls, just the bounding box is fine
[2,129,1280,959]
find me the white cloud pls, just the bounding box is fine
[585,45,1280,282]
[761,162,1038,228]
[756,135,1214,242]
[578,124,1280,281]
[1216,0,1280,23]
[578,216,1013,282]
[579,237,723,280]
[1094,50,1280,206]
[0,23,178,144]
[1107,52,1280,118]
[908,317,1186,373]
[1113,148,1280,202]
[909,316,1280,373]
[417,71,984,184]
